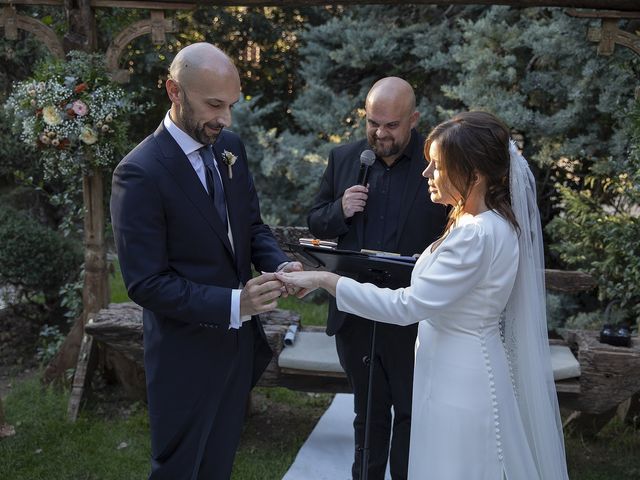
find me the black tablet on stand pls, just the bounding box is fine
[287,243,416,289]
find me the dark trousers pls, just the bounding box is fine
[148,323,255,480]
[335,316,417,480]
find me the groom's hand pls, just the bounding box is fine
[275,271,321,298]
[277,261,304,297]
[240,273,283,316]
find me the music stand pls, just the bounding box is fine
[288,244,415,287]
[288,244,415,480]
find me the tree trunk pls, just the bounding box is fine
[43,169,109,385]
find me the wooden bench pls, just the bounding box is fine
[80,227,638,433]
[85,300,640,433]
[84,301,586,397]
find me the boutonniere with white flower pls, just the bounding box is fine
[222,150,237,179]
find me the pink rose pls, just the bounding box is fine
[72,100,88,117]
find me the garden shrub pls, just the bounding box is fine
[547,99,640,323]
[0,205,83,308]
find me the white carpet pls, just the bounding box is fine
[282,393,391,480]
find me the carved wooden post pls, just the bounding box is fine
[43,1,108,395]
[63,0,97,52]
[65,167,110,420]
[0,5,64,59]
[82,168,110,319]
[567,9,640,57]
[43,166,110,388]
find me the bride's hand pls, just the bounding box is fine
[275,271,341,298]
[275,271,322,298]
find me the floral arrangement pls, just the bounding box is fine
[4,51,142,179]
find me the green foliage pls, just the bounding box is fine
[94,6,333,146]
[1,37,86,239]
[277,294,327,327]
[189,7,330,120]
[109,259,130,304]
[0,373,334,480]
[565,418,640,479]
[35,324,66,364]
[0,377,151,480]
[2,373,640,479]
[59,273,84,321]
[233,5,479,224]
[547,98,640,320]
[546,292,579,331]
[1,5,638,323]
[564,311,605,331]
[231,6,638,228]
[0,24,51,182]
[0,205,83,307]
[441,7,638,228]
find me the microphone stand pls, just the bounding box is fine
[354,152,378,479]
[360,320,377,480]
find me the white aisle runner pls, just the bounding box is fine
[282,393,391,480]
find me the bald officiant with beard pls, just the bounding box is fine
[308,77,448,479]
[110,43,301,480]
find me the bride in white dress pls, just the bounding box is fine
[277,111,569,480]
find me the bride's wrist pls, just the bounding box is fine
[316,271,328,289]
[318,272,339,292]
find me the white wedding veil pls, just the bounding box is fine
[503,140,570,479]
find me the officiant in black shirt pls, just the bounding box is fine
[307,77,447,480]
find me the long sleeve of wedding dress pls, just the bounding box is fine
[337,215,501,328]
[335,211,557,480]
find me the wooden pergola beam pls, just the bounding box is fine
[0,0,638,11]
[185,0,640,10]
[0,0,194,9]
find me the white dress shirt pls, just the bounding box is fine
[163,112,246,329]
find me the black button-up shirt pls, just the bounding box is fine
[362,130,419,252]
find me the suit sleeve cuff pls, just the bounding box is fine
[276,261,290,272]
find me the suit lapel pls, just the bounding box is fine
[212,142,242,268]
[153,124,234,258]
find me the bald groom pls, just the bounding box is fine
[110,43,301,479]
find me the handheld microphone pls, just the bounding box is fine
[357,150,376,186]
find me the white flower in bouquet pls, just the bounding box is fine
[79,127,98,145]
[42,105,62,126]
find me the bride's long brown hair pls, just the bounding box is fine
[425,111,519,246]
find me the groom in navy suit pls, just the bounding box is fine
[110,43,301,479]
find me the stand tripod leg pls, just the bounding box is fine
[360,320,377,480]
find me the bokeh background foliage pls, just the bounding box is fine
[0,5,639,480]
[0,3,638,348]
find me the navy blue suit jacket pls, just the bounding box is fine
[110,122,289,437]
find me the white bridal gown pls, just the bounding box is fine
[336,210,542,480]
